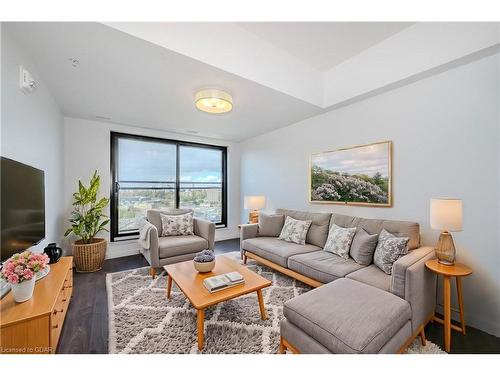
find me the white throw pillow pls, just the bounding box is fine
[373,229,410,275]
[323,223,357,259]
[160,212,194,236]
[279,216,312,245]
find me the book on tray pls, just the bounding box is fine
[203,272,244,293]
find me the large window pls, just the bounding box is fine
[110,132,227,240]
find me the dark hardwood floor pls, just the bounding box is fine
[425,316,500,353]
[58,238,500,354]
[57,238,240,354]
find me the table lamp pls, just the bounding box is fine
[430,198,463,265]
[244,196,266,224]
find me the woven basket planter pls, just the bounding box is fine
[72,238,107,272]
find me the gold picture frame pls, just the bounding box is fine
[309,140,392,207]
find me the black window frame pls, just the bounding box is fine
[110,131,227,241]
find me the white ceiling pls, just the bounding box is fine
[237,22,413,71]
[4,22,495,143]
[4,22,323,141]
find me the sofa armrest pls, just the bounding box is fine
[140,225,160,267]
[391,246,436,333]
[240,223,259,240]
[194,218,216,250]
[239,223,259,256]
[391,246,435,298]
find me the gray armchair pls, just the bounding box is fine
[139,209,215,277]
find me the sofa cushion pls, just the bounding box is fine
[330,213,420,250]
[242,237,320,267]
[147,208,193,234]
[158,235,208,259]
[276,209,331,248]
[283,278,411,353]
[287,251,365,284]
[346,264,391,291]
[350,228,379,265]
[279,216,312,245]
[323,223,357,259]
[258,213,284,237]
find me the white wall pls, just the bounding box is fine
[241,54,500,336]
[1,25,64,254]
[63,117,240,259]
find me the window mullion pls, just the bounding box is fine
[175,143,180,209]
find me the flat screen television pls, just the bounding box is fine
[1,157,45,262]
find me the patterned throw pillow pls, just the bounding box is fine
[160,212,194,236]
[279,216,312,245]
[323,224,357,259]
[373,229,410,275]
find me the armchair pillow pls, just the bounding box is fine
[373,229,410,275]
[279,216,312,245]
[160,212,194,236]
[323,223,357,259]
[350,229,379,265]
[258,213,284,237]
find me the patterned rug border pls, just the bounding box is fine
[106,267,118,354]
[105,251,445,354]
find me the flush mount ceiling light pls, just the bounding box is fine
[195,89,233,114]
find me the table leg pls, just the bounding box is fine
[167,275,172,299]
[419,327,426,346]
[443,275,451,352]
[256,289,267,320]
[456,276,466,335]
[197,309,205,351]
[279,336,286,354]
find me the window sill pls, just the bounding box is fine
[111,225,229,242]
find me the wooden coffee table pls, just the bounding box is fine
[164,255,272,350]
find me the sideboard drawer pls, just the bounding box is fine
[64,269,73,289]
[50,318,63,353]
[52,291,66,324]
[49,265,73,352]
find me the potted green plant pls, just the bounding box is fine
[65,170,110,272]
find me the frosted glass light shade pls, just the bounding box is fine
[244,196,266,210]
[195,89,233,114]
[430,198,463,232]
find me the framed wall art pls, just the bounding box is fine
[309,141,392,206]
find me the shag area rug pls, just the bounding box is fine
[106,251,445,354]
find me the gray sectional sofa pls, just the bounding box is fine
[240,208,437,354]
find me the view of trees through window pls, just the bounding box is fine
[111,134,226,239]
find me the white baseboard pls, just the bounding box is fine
[436,304,500,338]
[215,228,240,241]
[106,240,140,259]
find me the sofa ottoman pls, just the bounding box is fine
[280,278,412,354]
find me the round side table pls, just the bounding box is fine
[425,259,472,352]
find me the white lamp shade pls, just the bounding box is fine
[430,198,463,232]
[244,196,266,210]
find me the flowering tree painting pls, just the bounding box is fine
[310,141,391,206]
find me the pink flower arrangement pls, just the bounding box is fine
[1,251,49,284]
